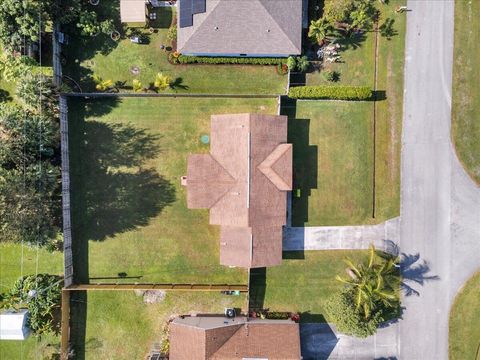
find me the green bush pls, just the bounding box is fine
[1,274,63,335]
[324,290,383,338]
[175,55,286,66]
[322,70,341,82]
[167,26,177,41]
[286,56,297,71]
[288,85,372,100]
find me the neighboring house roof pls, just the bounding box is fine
[120,0,146,23]
[169,316,301,360]
[185,114,292,268]
[0,309,31,340]
[177,0,302,55]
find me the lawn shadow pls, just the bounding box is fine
[0,89,12,102]
[283,97,318,227]
[379,18,398,40]
[283,251,305,260]
[400,252,440,296]
[69,291,87,360]
[336,30,368,51]
[171,77,189,91]
[248,268,266,311]
[68,97,176,283]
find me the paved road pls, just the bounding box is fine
[283,218,400,254]
[399,1,480,359]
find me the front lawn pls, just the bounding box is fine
[70,290,246,359]
[451,0,480,185]
[288,100,375,226]
[249,250,370,322]
[449,272,480,360]
[68,96,277,284]
[63,5,287,95]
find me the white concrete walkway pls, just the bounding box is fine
[283,217,400,254]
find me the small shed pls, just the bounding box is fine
[0,309,31,340]
[120,0,147,24]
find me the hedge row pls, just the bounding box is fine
[288,85,373,100]
[176,55,286,66]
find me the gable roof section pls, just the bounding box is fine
[185,113,292,268]
[169,317,301,360]
[178,0,302,56]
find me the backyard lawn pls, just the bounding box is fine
[452,0,480,185]
[64,5,286,94]
[449,272,480,360]
[68,96,277,284]
[249,250,369,322]
[70,290,246,360]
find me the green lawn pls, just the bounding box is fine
[288,100,375,226]
[449,272,480,360]
[71,290,246,360]
[374,0,406,220]
[452,0,480,185]
[69,96,277,284]
[249,250,369,322]
[64,5,286,94]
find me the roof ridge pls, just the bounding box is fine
[209,324,245,359]
[206,152,239,209]
[257,144,292,191]
[257,0,298,51]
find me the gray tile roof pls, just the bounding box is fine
[178,0,302,56]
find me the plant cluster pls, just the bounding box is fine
[154,72,172,91]
[288,85,372,100]
[308,0,377,44]
[0,73,61,248]
[169,54,286,66]
[77,10,114,37]
[287,56,309,72]
[167,25,177,41]
[322,69,341,82]
[325,246,401,337]
[1,274,62,335]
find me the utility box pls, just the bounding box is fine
[0,309,31,340]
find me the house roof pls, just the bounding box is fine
[185,114,292,268]
[169,316,301,360]
[120,0,146,23]
[177,0,302,56]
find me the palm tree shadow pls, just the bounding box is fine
[400,253,440,296]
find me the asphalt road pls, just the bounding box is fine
[399,1,480,359]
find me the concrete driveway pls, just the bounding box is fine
[399,1,480,359]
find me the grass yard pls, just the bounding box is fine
[374,0,406,220]
[0,244,63,359]
[449,272,480,360]
[69,96,277,284]
[249,250,369,322]
[288,100,375,226]
[64,5,286,95]
[70,290,246,360]
[452,0,480,185]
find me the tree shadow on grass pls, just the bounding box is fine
[68,98,176,283]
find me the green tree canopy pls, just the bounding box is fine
[1,274,62,335]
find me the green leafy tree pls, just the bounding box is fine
[296,56,309,73]
[286,56,297,71]
[349,1,375,31]
[324,290,383,338]
[16,74,58,115]
[336,245,400,320]
[0,53,38,83]
[132,79,142,92]
[1,274,62,335]
[154,73,172,91]
[77,11,101,36]
[322,0,354,25]
[308,18,332,43]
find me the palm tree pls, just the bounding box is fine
[308,18,332,44]
[336,245,399,319]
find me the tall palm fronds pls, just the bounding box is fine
[336,245,400,319]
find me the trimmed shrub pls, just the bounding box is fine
[288,85,372,100]
[322,70,341,82]
[324,290,383,338]
[286,56,297,71]
[175,55,286,66]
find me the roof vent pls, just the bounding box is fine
[214,26,219,30]
[266,29,270,32]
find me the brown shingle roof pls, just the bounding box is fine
[177,0,302,56]
[185,114,292,268]
[169,317,301,360]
